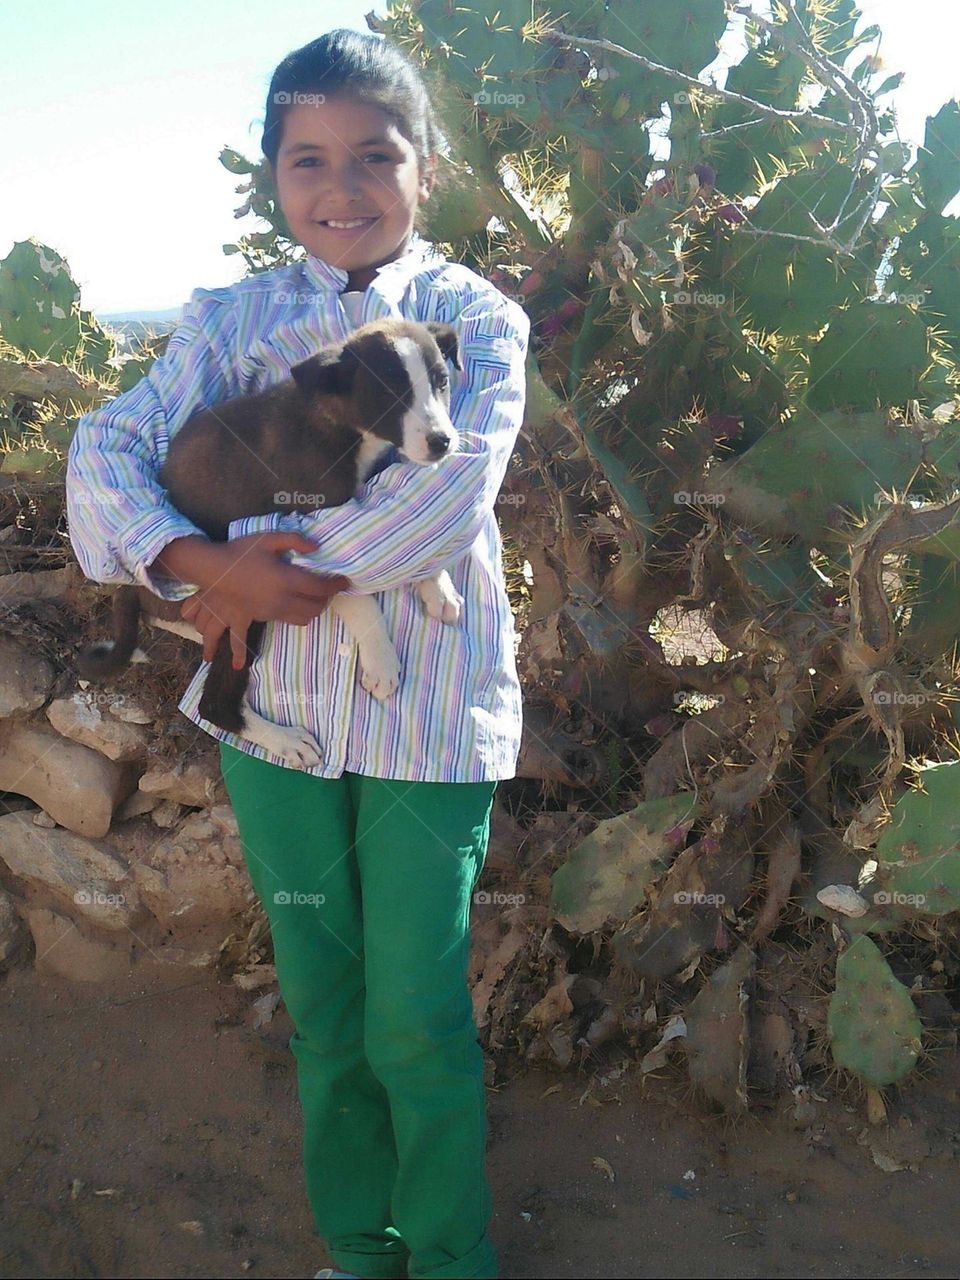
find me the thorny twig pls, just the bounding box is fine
[548,0,890,257]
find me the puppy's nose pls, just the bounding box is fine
[426,432,452,457]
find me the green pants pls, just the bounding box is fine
[218,741,499,1280]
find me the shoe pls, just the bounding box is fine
[313,1271,361,1279]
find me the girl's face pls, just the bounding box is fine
[271,95,435,291]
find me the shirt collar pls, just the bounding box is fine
[300,230,446,297]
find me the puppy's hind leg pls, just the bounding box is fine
[199,624,324,770]
[235,699,325,770]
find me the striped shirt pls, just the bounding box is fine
[66,232,531,782]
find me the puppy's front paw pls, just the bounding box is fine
[418,574,464,625]
[358,643,401,700]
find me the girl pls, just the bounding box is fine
[66,26,529,1280]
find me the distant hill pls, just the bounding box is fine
[96,307,182,346]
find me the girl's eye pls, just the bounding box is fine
[294,152,393,167]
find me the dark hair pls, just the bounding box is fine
[261,28,449,175]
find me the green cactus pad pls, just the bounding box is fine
[0,239,82,362]
[598,0,727,118]
[711,409,922,542]
[550,791,700,934]
[902,555,960,661]
[828,934,922,1086]
[805,303,930,411]
[859,760,960,916]
[721,163,872,335]
[914,100,960,221]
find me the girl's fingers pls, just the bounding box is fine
[230,622,249,670]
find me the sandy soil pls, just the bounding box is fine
[2,960,959,1280]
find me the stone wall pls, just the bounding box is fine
[0,566,262,983]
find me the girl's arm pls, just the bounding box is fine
[225,291,531,594]
[65,288,236,601]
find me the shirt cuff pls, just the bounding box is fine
[120,508,212,601]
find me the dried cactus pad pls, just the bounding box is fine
[550,791,699,934]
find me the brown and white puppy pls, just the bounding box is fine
[78,318,463,768]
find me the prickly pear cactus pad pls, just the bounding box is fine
[711,409,922,542]
[551,792,700,934]
[827,935,923,1086]
[866,760,960,916]
[805,303,930,411]
[0,239,82,362]
[684,943,755,1112]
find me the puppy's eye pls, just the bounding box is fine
[430,368,449,391]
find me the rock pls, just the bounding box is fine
[47,692,149,762]
[139,759,223,808]
[0,564,81,609]
[0,636,55,717]
[151,798,184,828]
[107,698,153,725]
[0,889,28,967]
[0,812,144,933]
[816,884,869,917]
[209,804,239,838]
[32,810,57,827]
[0,721,138,837]
[23,906,135,981]
[116,790,158,820]
[130,819,255,944]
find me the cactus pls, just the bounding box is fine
[683,943,755,1112]
[805,303,930,411]
[828,934,922,1086]
[0,239,83,363]
[710,409,923,543]
[550,791,700,934]
[894,102,960,363]
[0,239,121,381]
[858,760,960,917]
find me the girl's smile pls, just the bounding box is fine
[272,97,436,290]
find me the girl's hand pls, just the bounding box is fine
[179,531,350,668]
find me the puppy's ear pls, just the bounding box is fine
[291,345,359,396]
[425,321,462,370]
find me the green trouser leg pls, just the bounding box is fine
[219,742,499,1280]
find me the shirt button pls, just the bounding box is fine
[337,642,353,656]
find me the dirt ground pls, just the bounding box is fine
[2,962,960,1280]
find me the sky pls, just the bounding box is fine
[1,0,955,314]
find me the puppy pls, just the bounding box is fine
[78,318,464,768]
